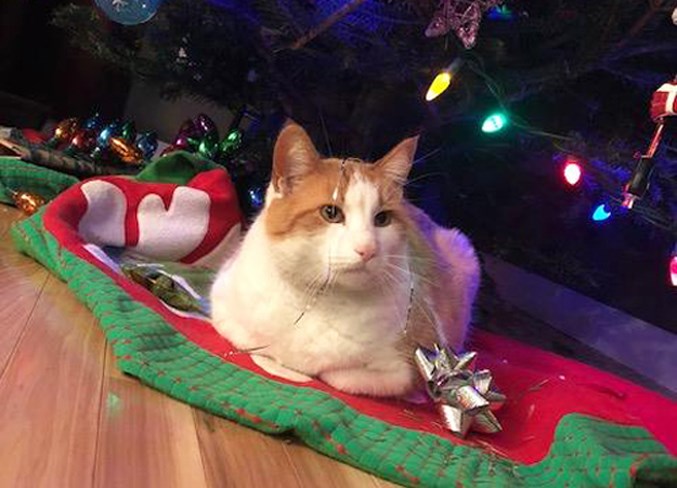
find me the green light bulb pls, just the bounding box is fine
[481,112,508,133]
[226,130,240,143]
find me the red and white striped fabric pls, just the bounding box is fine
[46,169,243,269]
[650,79,677,121]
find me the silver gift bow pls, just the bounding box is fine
[415,343,506,437]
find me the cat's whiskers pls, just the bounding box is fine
[378,261,418,335]
[384,253,441,267]
[384,261,436,288]
[300,271,327,306]
[294,264,335,325]
[411,291,440,331]
[374,273,408,334]
[404,170,446,187]
[293,213,345,326]
[326,267,344,296]
[380,265,439,333]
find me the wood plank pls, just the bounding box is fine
[283,438,388,488]
[0,207,49,372]
[194,410,302,488]
[372,476,402,487]
[93,351,208,488]
[0,203,25,228]
[0,274,106,487]
[0,205,19,237]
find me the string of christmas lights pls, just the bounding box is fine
[424,61,676,286]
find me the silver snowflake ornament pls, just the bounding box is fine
[426,0,503,49]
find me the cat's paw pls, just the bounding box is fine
[251,354,312,383]
[320,365,415,397]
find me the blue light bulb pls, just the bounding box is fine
[592,204,612,222]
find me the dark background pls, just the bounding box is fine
[0,1,130,127]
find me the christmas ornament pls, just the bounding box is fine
[168,116,234,162]
[188,114,220,159]
[174,119,200,149]
[481,112,508,133]
[64,129,96,155]
[197,132,219,160]
[592,203,612,222]
[563,158,582,186]
[622,77,676,209]
[0,131,136,177]
[425,0,502,49]
[109,137,144,165]
[415,343,505,437]
[47,117,79,147]
[120,121,137,143]
[94,0,163,26]
[91,121,122,159]
[174,133,192,150]
[622,156,655,209]
[136,131,158,160]
[82,112,103,131]
[10,189,46,216]
[247,186,265,210]
[218,129,243,157]
[159,145,180,158]
[650,79,677,121]
[179,118,200,138]
[195,113,218,138]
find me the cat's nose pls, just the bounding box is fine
[354,243,376,262]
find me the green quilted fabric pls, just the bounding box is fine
[0,157,78,204]
[10,211,677,487]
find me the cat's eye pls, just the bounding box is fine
[374,211,392,227]
[320,205,344,224]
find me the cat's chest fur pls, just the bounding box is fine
[210,219,410,376]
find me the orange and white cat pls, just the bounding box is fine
[210,122,480,397]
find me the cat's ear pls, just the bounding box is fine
[272,121,320,194]
[375,135,419,185]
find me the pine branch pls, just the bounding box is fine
[615,0,669,48]
[289,0,369,50]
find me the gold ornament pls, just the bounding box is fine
[109,137,143,165]
[51,117,79,144]
[10,190,46,216]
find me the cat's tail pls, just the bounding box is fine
[431,227,481,350]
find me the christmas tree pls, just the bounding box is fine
[52,0,676,327]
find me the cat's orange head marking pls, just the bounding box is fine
[265,121,418,238]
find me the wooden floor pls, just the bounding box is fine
[0,206,398,488]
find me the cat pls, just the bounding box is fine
[210,122,480,397]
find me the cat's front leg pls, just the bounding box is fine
[319,361,416,397]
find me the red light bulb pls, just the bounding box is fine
[670,255,677,287]
[563,160,582,186]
